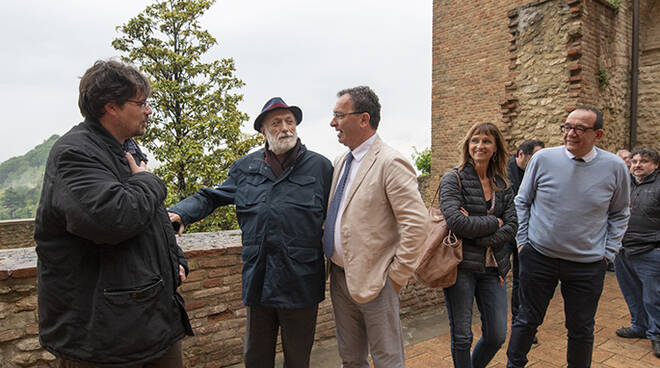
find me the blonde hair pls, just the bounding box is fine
[457,122,509,190]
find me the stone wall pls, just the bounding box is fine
[502,0,630,151]
[432,0,653,177]
[0,220,35,250]
[503,0,575,150]
[0,225,445,367]
[637,0,660,151]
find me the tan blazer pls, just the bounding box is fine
[329,135,429,303]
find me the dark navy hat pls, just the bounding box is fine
[253,97,302,132]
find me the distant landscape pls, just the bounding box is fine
[0,135,58,220]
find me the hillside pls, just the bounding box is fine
[0,135,59,189]
[0,135,59,219]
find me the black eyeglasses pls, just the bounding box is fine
[333,111,365,120]
[560,123,595,135]
[126,99,150,109]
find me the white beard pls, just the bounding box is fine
[265,129,297,155]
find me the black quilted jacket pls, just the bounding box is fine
[439,164,517,277]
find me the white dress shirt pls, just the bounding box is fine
[330,133,378,267]
[564,146,597,162]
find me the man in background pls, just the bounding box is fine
[614,147,660,358]
[617,149,632,169]
[506,139,544,341]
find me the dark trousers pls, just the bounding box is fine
[56,340,183,367]
[511,245,520,319]
[506,245,606,368]
[244,305,318,368]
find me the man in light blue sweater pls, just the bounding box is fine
[506,106,631,368]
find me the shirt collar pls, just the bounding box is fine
[564,146,597,162]
[350,133,377,163]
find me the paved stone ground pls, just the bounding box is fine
[403,272,659,368]
[233,272,658,367]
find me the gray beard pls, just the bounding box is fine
[265,130,297,155]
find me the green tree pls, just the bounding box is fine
[0,186,40,219]
[412,146,431,176]
[1,187,24,218]
[112,0,261,231]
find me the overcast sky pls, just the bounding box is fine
[1,0,431,167]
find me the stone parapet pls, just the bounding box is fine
[0,228,445,367]
[0,219,35,250]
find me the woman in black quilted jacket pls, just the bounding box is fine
[439,122,518,368]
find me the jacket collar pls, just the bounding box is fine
[339,134,382,209]
[247,144,308,183]
[84,118,127,158]
[632,169,658,186]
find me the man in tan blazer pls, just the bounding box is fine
[323,86,429,367]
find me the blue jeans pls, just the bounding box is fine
[506,244,606,368]
[443,268,508,368]
[615,248,660,341]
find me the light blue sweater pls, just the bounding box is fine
[515,146,630,262]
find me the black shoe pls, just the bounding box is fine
[653,340,660,358]
[533,335,539,344]
[616,326,645,339]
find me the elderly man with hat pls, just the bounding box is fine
[169,97,333,368]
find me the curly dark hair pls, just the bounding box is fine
[630,147,659,165]
[78,59,151,120]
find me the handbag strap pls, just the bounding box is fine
[430,168,463,208]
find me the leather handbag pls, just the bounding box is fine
[414,170,463,288]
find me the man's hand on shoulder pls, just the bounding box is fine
[168,212,185,236]
[125,152,147,174]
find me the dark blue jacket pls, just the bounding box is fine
[170,145,333,308]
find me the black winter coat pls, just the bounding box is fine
[622,170,660,255]
[170,145,333,309]
[440,164,517,277]
[34,120,192,365]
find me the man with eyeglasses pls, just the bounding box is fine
[325,86,429,367]
[506,106,630,368]
[34,59,193,366]
[169,97,333,368]
[614,147,660,358]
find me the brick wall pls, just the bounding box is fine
[432,0,529,188]
[580,0,632,151]
[0,226,446,367]
[0,220,35,250]
[0,251,43,367]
